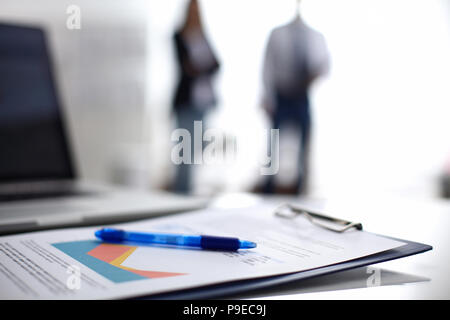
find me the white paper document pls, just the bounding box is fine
[0,204,405,299]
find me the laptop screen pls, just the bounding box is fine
[0,23,75,182]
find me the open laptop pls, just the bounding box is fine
[0,22,207,235]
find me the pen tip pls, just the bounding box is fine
[239,240,257,249]
[95,229,103,239]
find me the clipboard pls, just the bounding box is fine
[141,204,432,300]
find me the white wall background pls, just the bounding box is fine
[1,0,449,200]
[146,0,450,199]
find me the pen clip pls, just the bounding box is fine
[274,203,363,233]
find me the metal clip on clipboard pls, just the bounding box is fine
[274,203,363,233]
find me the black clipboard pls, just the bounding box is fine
[137,204,432,300]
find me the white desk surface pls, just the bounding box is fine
[210,192,450,300]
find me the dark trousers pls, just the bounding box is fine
[263,92,311,194]
[173,108,206,194]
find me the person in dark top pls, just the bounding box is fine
[172,0,220,193]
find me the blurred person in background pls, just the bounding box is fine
[260,1,329,195]
[440,157,450,198]
[171,0,220,193]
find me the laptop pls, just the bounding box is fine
[0,22,207,235]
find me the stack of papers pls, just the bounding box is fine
[0,204,405,299]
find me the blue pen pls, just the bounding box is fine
[95,228,257,251]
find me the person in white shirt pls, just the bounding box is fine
[261,7,329,194]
